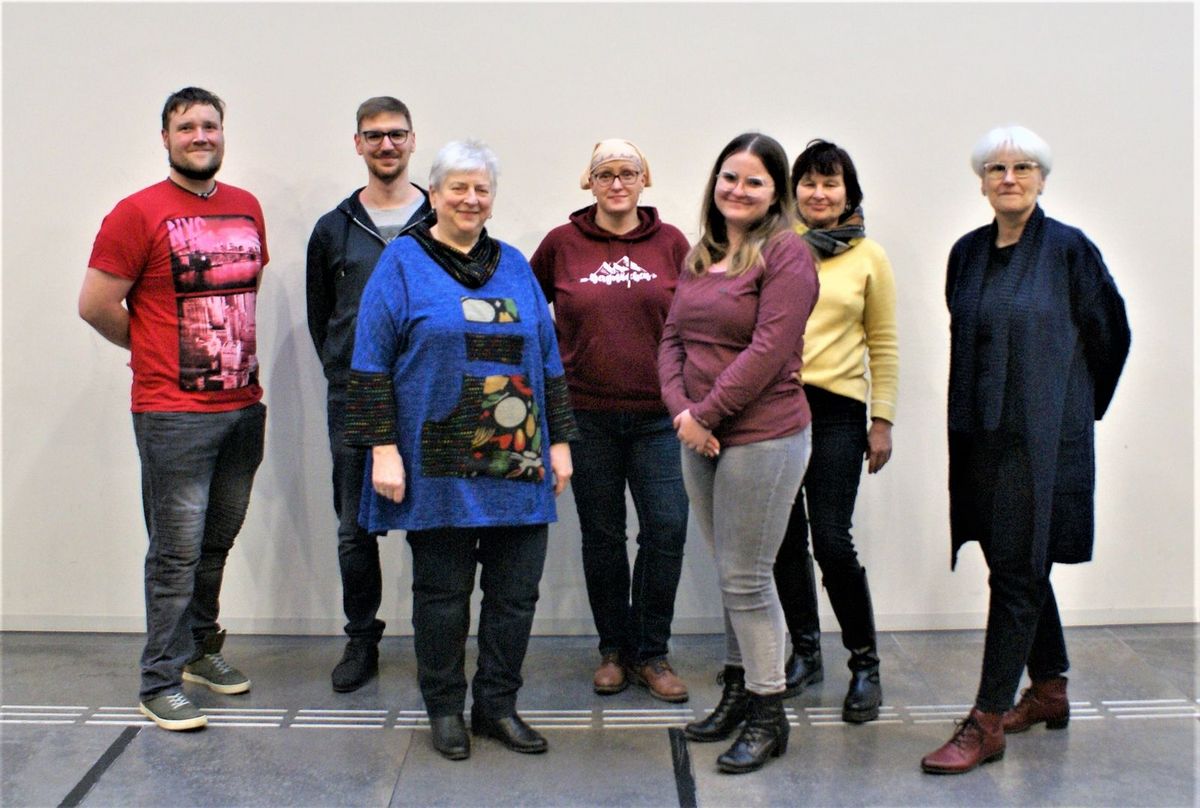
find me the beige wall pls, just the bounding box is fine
[2,2,1194,633]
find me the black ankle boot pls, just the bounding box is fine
[823,567,882,723]
[843,649,881,723]
[685,666,748,742]
[716,692,789,774]
[782,632,823,698]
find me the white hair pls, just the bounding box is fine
[970,125,1053,178]
[429,139,499,191]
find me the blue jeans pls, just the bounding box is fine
[132,402,265,699]
[682,429,810,695]
[327,391,384,643]
[406,524,548,718]
[775,387,871,647]
[571,410,689,663]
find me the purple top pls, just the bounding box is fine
[658,231,819,447]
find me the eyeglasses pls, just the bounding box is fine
[592,169,641,187]
[360,129,410,147]
[716,170,773,191]
[983,160,1040,179]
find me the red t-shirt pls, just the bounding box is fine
[89,180,269,412]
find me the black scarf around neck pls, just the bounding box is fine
[799,207,867,259]
[409,221,501,288]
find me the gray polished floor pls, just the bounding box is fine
[2,626,1196,807]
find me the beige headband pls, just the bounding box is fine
[580,139,652,189]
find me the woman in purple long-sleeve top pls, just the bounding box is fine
[658,132,819,774]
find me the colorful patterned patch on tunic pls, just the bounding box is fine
[461,297,520,323]
[421,374,544,482]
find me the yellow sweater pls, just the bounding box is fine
[797,226,899,423]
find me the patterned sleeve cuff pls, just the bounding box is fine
[344,370,398,446]
[544,375,580,443]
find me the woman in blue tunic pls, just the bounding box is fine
[921,125,1130,775]
[345,140,578,762]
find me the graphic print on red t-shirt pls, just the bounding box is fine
[165,215,261,392]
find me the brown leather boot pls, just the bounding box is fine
[630,658,689,703]
[1003,676,1069,733]
[593,652,628,695]
[921,708,1005,774]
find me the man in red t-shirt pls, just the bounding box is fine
[79,87,268,732]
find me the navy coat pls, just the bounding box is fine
[945,206,1130,571]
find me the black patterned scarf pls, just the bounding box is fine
[408,220,501,289]
[799,207,867,258]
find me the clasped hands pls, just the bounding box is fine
[674,409,720,458]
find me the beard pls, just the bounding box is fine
[368,161,405,184]
[366,150,409,184]
[169,152,222,182]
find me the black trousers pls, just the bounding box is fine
[964,431,1070,713]
[327,393,384,643]
[406,524,548,718]
[774,387,873,650]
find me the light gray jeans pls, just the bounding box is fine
[681,428,811,695]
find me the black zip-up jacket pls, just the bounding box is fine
[306,187,431,390]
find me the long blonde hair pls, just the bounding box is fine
[686,132,796,278]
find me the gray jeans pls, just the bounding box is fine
[681,428,811,694]
[132,403,266,699]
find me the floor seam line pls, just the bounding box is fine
[57,724,141,807]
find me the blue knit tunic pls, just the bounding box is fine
[347,236,574,532]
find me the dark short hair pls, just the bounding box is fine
[790,139,864,219]
[356,96,412,131]
[161,87,225,130]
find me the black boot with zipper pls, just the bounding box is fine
[782,631,824,698]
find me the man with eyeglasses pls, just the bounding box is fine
[307,96,431,693]
[79,86,268,731]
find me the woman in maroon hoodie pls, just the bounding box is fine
[530,140,692,703]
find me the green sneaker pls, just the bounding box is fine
[139,691,207,731]
[183,630,251,695]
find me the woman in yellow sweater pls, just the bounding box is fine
[773,139,898,723]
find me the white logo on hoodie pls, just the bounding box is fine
[579,255,657,288]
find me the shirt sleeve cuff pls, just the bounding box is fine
[344,370,397,446]
[544,374,580,443]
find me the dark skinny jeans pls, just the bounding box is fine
[774,387,870,645]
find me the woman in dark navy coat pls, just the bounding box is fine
[921,125,1130,775]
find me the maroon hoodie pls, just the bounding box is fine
[531,205,689,412]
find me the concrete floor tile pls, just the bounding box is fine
[1,628,1195,807]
